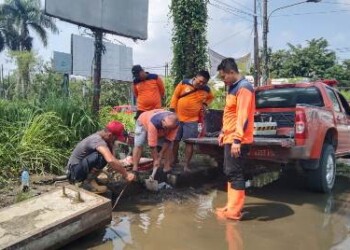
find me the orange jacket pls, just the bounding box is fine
[222,78,255,144]
[170,79,214,122]
[138,109,179,147]
[133,74,165,111]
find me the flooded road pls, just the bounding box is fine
[64,173,350,250]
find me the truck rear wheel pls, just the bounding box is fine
[306,144,336,193]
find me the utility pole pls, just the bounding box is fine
[0,64,3,98]
[92,30,103,115]
[262,0,268,85]
[253,0,260,86]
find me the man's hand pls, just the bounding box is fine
[218,133,224,146]
[124,172,135,182]
[231,143,241,158]
[153,158,161,168]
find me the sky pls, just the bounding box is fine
[1,0,350,76]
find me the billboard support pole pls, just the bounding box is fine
[92,30,103,115]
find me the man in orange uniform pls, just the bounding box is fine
[132,65,165,120]
[132,109,179,172]
[170,70,214,172]
[216,58,255,220]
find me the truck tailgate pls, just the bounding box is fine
[186,137,295,148]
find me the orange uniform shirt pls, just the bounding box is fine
[222,78,255,144]
[170,79,214,122]
[138,109,179,147]
[133,74,165,111]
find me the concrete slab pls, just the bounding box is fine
[0,185,112,250]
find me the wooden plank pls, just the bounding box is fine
[0,185,112,250]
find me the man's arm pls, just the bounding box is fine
[205,90,215,106]
[169,83,182,111]
[96,145,134,181]
[151,141,170,167]
[233,88,254,143]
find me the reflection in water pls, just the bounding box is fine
[64,175,350,250]
[138,213,150,233]
[194,190,217,224]
[225,222,243,250]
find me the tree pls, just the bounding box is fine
[269,38,337,79]
[0,15,17,52]
[325,59,350,87]
[9,50,36,98]
[170,0,209,84]
[1,0,58,51]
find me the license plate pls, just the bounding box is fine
[249,148,275,158]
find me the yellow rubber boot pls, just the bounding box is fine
[216,182,233,214]
[223,188,245,220]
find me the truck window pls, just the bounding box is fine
[337,92,350,116]
[325,88,341,112]
[256,87,324,108]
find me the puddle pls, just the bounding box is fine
[64,174,350,250]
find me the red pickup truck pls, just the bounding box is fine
[186,81,350,193]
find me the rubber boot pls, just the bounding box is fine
[222,188,245,220]
[216,182,232,213]
[82,173,108,194]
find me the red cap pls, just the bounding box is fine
[106,121,125,141]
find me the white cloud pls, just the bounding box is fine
[337,0,350,10]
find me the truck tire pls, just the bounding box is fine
[306,144,336,193]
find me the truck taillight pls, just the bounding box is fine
[295,111,307,139]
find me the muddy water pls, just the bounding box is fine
[64,174,350,250]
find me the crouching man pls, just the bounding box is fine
[66,121,135,193]
[132,109,179,174]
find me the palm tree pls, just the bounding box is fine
[1,0,58,51]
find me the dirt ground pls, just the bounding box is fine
[0,174,61,209]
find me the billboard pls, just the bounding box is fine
[45,0,148,40]
[209,48,252,76]
[53,51,72,74]
[71,35,133,81]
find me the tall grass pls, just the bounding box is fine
[0,96,99,187]
[17,112,70,174]
[0,60,137,187]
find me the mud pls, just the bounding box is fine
[63,167,350,250]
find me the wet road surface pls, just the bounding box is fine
[64,172,350,250]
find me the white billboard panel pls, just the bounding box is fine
[53,51,72,74]
[45,0,148,40]
[72,35,133,81]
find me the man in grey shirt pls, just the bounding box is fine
[67,121,135,193]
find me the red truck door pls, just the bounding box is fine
[325,87,349,154]
[336,92,350,155]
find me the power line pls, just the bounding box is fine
[231,0,254,12]
[210,3,254,23]
[270,9,350,17]
[211,26,254,47]
[212,0,255,16]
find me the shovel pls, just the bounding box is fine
[145,167,159,191]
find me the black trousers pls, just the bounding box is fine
[224,144,251,190]
[67,151,107,182]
